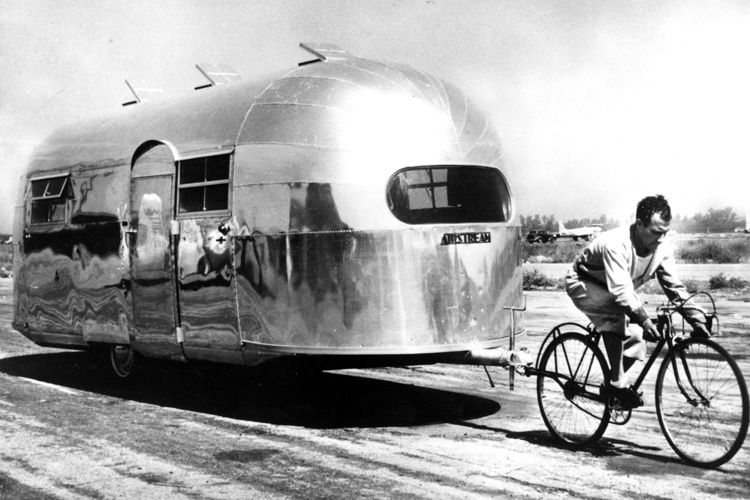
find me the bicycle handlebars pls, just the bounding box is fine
[653,291,718,337]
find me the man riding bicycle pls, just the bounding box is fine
[565,195,710,408]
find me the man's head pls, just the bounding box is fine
[634,195,672,254]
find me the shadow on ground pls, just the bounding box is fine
[457,419,715,470]
[0,351,500,429]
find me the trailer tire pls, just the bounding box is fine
[109,345,135,379]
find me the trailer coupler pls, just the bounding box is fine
[465,347,534,368]
[455,347,534,389]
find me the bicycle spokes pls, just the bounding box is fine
[537,333,610,448]
[656,338,749,467]
[671,343,710,407]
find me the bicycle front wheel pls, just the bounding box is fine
[656,338,749,467]
[537,332,610,448]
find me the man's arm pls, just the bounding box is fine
[655,255,707,329]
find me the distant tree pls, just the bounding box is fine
[531,214,542,231]
[520,215,528,232]
[562,216,619,231]
[541,214,557,232]
[691,207,737,233]
[670,207,740,233]
[709,207,738,232]
[564,218,580,229]
[526,207,741,235]
[521,214,557,233]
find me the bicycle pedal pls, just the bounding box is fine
[609,407,632,425]
[605,386,644,411]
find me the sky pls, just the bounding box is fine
[1,0,749,233]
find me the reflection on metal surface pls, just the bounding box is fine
[135,193,169,276]
[130,146,177,343]
[15,219,130,345]
[233,188,522,351]
[177,217,239,351]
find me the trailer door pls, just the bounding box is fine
[174,152,241,360]
[130,144,180,345]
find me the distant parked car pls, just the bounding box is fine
[526,230,557,243]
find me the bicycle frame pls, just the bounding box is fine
[527,299,716,408]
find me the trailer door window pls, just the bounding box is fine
[177,154,230,213]
[387,165,511,224]
[29,174,73,224]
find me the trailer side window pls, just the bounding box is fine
[177,154,230,213]
[387,165,511,224]
[29,174,73,224]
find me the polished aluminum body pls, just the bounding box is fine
[14,47,523,366]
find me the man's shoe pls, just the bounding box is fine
[690,328,710,339]
[605,385,644,411]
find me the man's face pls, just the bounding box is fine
[635,212,671,253]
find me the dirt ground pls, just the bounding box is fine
[0,280,748,499]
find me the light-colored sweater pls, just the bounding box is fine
[570,225,696,324]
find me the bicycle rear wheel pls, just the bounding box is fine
[656,338,749,467]
[537,332,610,448]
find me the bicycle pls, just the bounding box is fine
[527,292,749,468]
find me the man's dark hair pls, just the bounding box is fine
[636,195,671,225]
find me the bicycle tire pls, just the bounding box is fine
[535,322,591,369]
[537,332,611,448]
[655,338,749,467]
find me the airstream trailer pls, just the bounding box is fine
[13,44,526,379]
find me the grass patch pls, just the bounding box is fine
[580,274,744,295]
[522,241,584,263]
[708,273,750,290]
[0,246,11,267]
[675,238,750,264]
[522,268,563,290]
[526,270,746,294]
[639,278,702,295]
[523,236,750,264]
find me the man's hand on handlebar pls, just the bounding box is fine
[642,319,662,342]
[691,323,711,339]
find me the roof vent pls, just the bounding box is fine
[122,79,164,106]
[194,63,242,90]
[298,43,350,66]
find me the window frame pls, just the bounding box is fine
[386,164,513,225]
[27,173,74,226]
[176,152,232,216]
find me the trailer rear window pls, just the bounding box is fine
[386,166,511,224]
[29,174,73,224]
[177,154,230,213]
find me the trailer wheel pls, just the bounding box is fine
[109,345,135,379]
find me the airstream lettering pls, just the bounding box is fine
[13,43,527,378]
[440,233,491,245]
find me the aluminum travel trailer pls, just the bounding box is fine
[13,43,526,378]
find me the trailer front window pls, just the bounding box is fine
[28,174,73,224]
[386,165,511,224]
[177,154,230,213]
